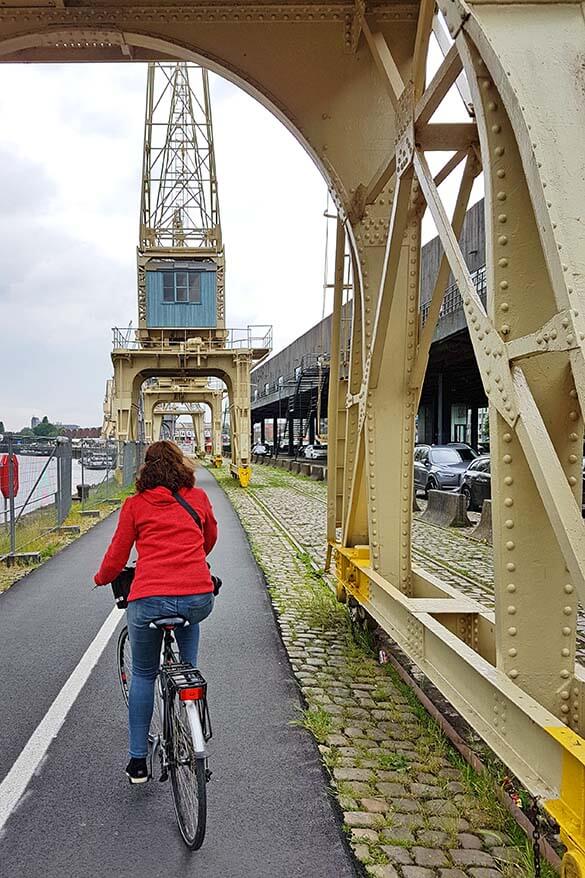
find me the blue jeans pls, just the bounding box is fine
[126,593,214,758]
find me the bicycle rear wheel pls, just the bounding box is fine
[168,691,207,850]
[116,625,162,739]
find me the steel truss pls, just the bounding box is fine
[1,0,584,868]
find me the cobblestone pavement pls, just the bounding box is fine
[245,464,585,664]
[212,466,547,878]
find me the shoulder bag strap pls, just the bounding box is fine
[172,491,203,532]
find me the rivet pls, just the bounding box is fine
[570,389,578,399]
[506,541,515,551]
[561,670,571,679]
[498,235,508,245]
[569,410,579,421]
[495,146,505,156]
[563,627,572,636]
[562,648,571,658]
[503,432,512,443]
[499,258,508,268]
[509,669,518,679]
[507,605,516,615]
[569,433,578,441]
[500,280,508,289]
[561,705,570,714]
[561,691,570,700]
[564,584,574,594]
[504,498,513,508]
[508,627,517,636]
[569,476,577,486]
[508,648,517,657]
[497,192,507,202]
[497,169,506,178]
[564,606,573,615]
[501,325,510,335]
[507,562,516,572]
[504,476,513,485]
[573,714,580,723]
[501,302,509,312]
[503,454,512,464]
[492,124,501,133]
[506,582,516,591]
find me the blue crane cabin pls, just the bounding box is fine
[145,259,217,328]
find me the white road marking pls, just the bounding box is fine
[0,606,122,832]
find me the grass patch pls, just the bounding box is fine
[291,706,334,743]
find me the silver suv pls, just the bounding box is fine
[413,445,469,496]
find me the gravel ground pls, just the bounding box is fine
[210,465,552,878]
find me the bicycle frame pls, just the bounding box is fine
[153,628,210,779]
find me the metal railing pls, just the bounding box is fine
[420,265,487,327]
[0,435,72,564]
[112,325,273,353]
[253,353,331,402]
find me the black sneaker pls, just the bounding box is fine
[125,757,149,784]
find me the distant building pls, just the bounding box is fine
[31,416,40,429]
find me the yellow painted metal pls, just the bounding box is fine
[213,455,223,469]
[546,727,585,876]
[237,465,251,488]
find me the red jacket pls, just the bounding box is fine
[94,485,217,600]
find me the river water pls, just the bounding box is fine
[6,454,110,517]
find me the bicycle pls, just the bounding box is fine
[116,615,212,849]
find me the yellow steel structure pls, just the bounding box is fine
[142,378,223,456]
[2,0,585,867]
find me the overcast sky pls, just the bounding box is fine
[0,50,481,432]
[0,64,332,431]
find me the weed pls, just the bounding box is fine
[291,706,333,743]
[376,753,409,772]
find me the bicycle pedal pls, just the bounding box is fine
[159,769,169,783]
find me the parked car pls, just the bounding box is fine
[304,444,327,460]
[460,455,491,511]
[447,442,478,463]
[413,445,469,496]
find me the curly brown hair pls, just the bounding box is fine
[136,441,195,493]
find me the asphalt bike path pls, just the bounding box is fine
[0,468,357,878]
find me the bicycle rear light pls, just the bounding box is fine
[179,686,205,701]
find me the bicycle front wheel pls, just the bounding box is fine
[168,692,207,850]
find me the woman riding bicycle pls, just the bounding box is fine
[94,440,217,784]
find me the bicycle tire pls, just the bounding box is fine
[168,691,207,849]
[116,625,132,706]
[116,625,163,740]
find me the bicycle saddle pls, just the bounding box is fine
[148,616,190,629]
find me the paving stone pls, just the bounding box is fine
[427,816,470,832]
[381,845,413,865]
[361,798,390,813]
[475,830,511,848]
[402,868,435,878]
[377,783,408,798]
[344,726,369,738]
[413,847,449,867]
[380,827,415,844]
[351,828,379,843]
[344,811,383,828]
[425,799,460,816]
[410,783,442,798]
[450,849,496,867]
[457,833,483,849]
[416,829,449,846]
[326,734,349,747]
[366,866,399,878]
[490,846,522,864]
[390,797,421,813]
[377,770,410,782]
[352,844,371,862]
[445,782,466,794]
[468,871,503,878]
[334,767,372,782]
[439,871,468,878]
